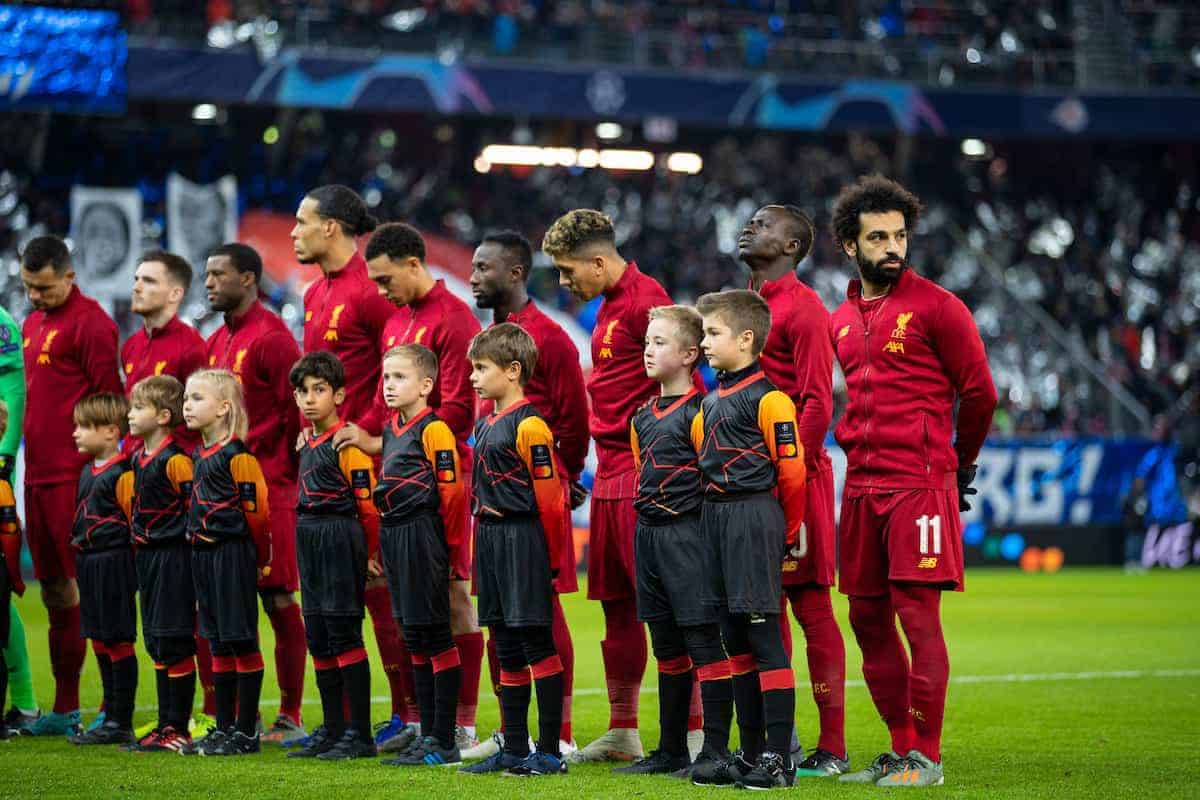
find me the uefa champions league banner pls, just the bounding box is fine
[69,186,142,314]
[822,437,1179,528]
[167,173,238,278]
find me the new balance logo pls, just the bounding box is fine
[918,557,938,569]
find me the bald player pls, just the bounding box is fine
[202,243,307,744]
[738,204,847,776]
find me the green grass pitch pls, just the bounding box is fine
[2,568,1197,799]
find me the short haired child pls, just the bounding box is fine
[286,351,380,760]
[624,305,732,775]
[373,344,470,767]
[69,392,137,745]
[691,290,807,788]
[462,324,568,776]
[127,375,198,751]
[181,369,271,756]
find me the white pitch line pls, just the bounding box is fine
[133,668,1200,712]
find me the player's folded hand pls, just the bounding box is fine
[367,557,383,578]
[295,429,308,452]
[569,480,589,510]
[957,464,979,512]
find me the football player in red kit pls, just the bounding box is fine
[828,176,996,787]
[292,185,418,750]
[738,205,847,776]
[20,235,123,736]
[336,222,485,753]
[469,231,587,757]
[544,209,701,763]
[202,243,307,744]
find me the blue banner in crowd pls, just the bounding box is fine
[128,45,1200,139]
[823,436,1187,529]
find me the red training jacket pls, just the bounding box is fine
[478,300,590,481]
[205,300,302,487]
[754,270,834,476]
[830,269,997,492]
[121,314,207,453]
[22,285,123,485]
[587,262,672,478]
[367,279,480,444]
[302,251,396,427]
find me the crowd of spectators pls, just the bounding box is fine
[30,0,1200,87]
[1,108,1197,446]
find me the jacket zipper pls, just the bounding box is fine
[855,292,891,489]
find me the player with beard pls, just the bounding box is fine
[468,231,587,757]
[202,243,306,744]
[292,185,417,750]
[543,209,705,764]
[19,235,123,736]
[737,205,847,776]
[829,176,996,787]
[122,251,206,454]
[121,250,216,728]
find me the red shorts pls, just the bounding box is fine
[24,481,78,581]
[781,465,836,587]
[259,482,299,593]
[586,471,637,601]
[838,487,964,597]
[452,467,473,582]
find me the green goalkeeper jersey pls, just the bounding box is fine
[0,304,24,464]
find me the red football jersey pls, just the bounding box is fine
[301,251,396,427]
[830,269,997,492]
[22,285,122,485]
[478,301,589,481]
[204,300,301,486]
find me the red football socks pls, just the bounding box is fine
[789,586,847,759]
[265,601,306,725]
[365,584,417,720]
[600,598,645,729]
[551,596,575,742]
[454,631,484,728]
[891,584,948,763]
[48,605,84,713]
[848,594,914,755]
